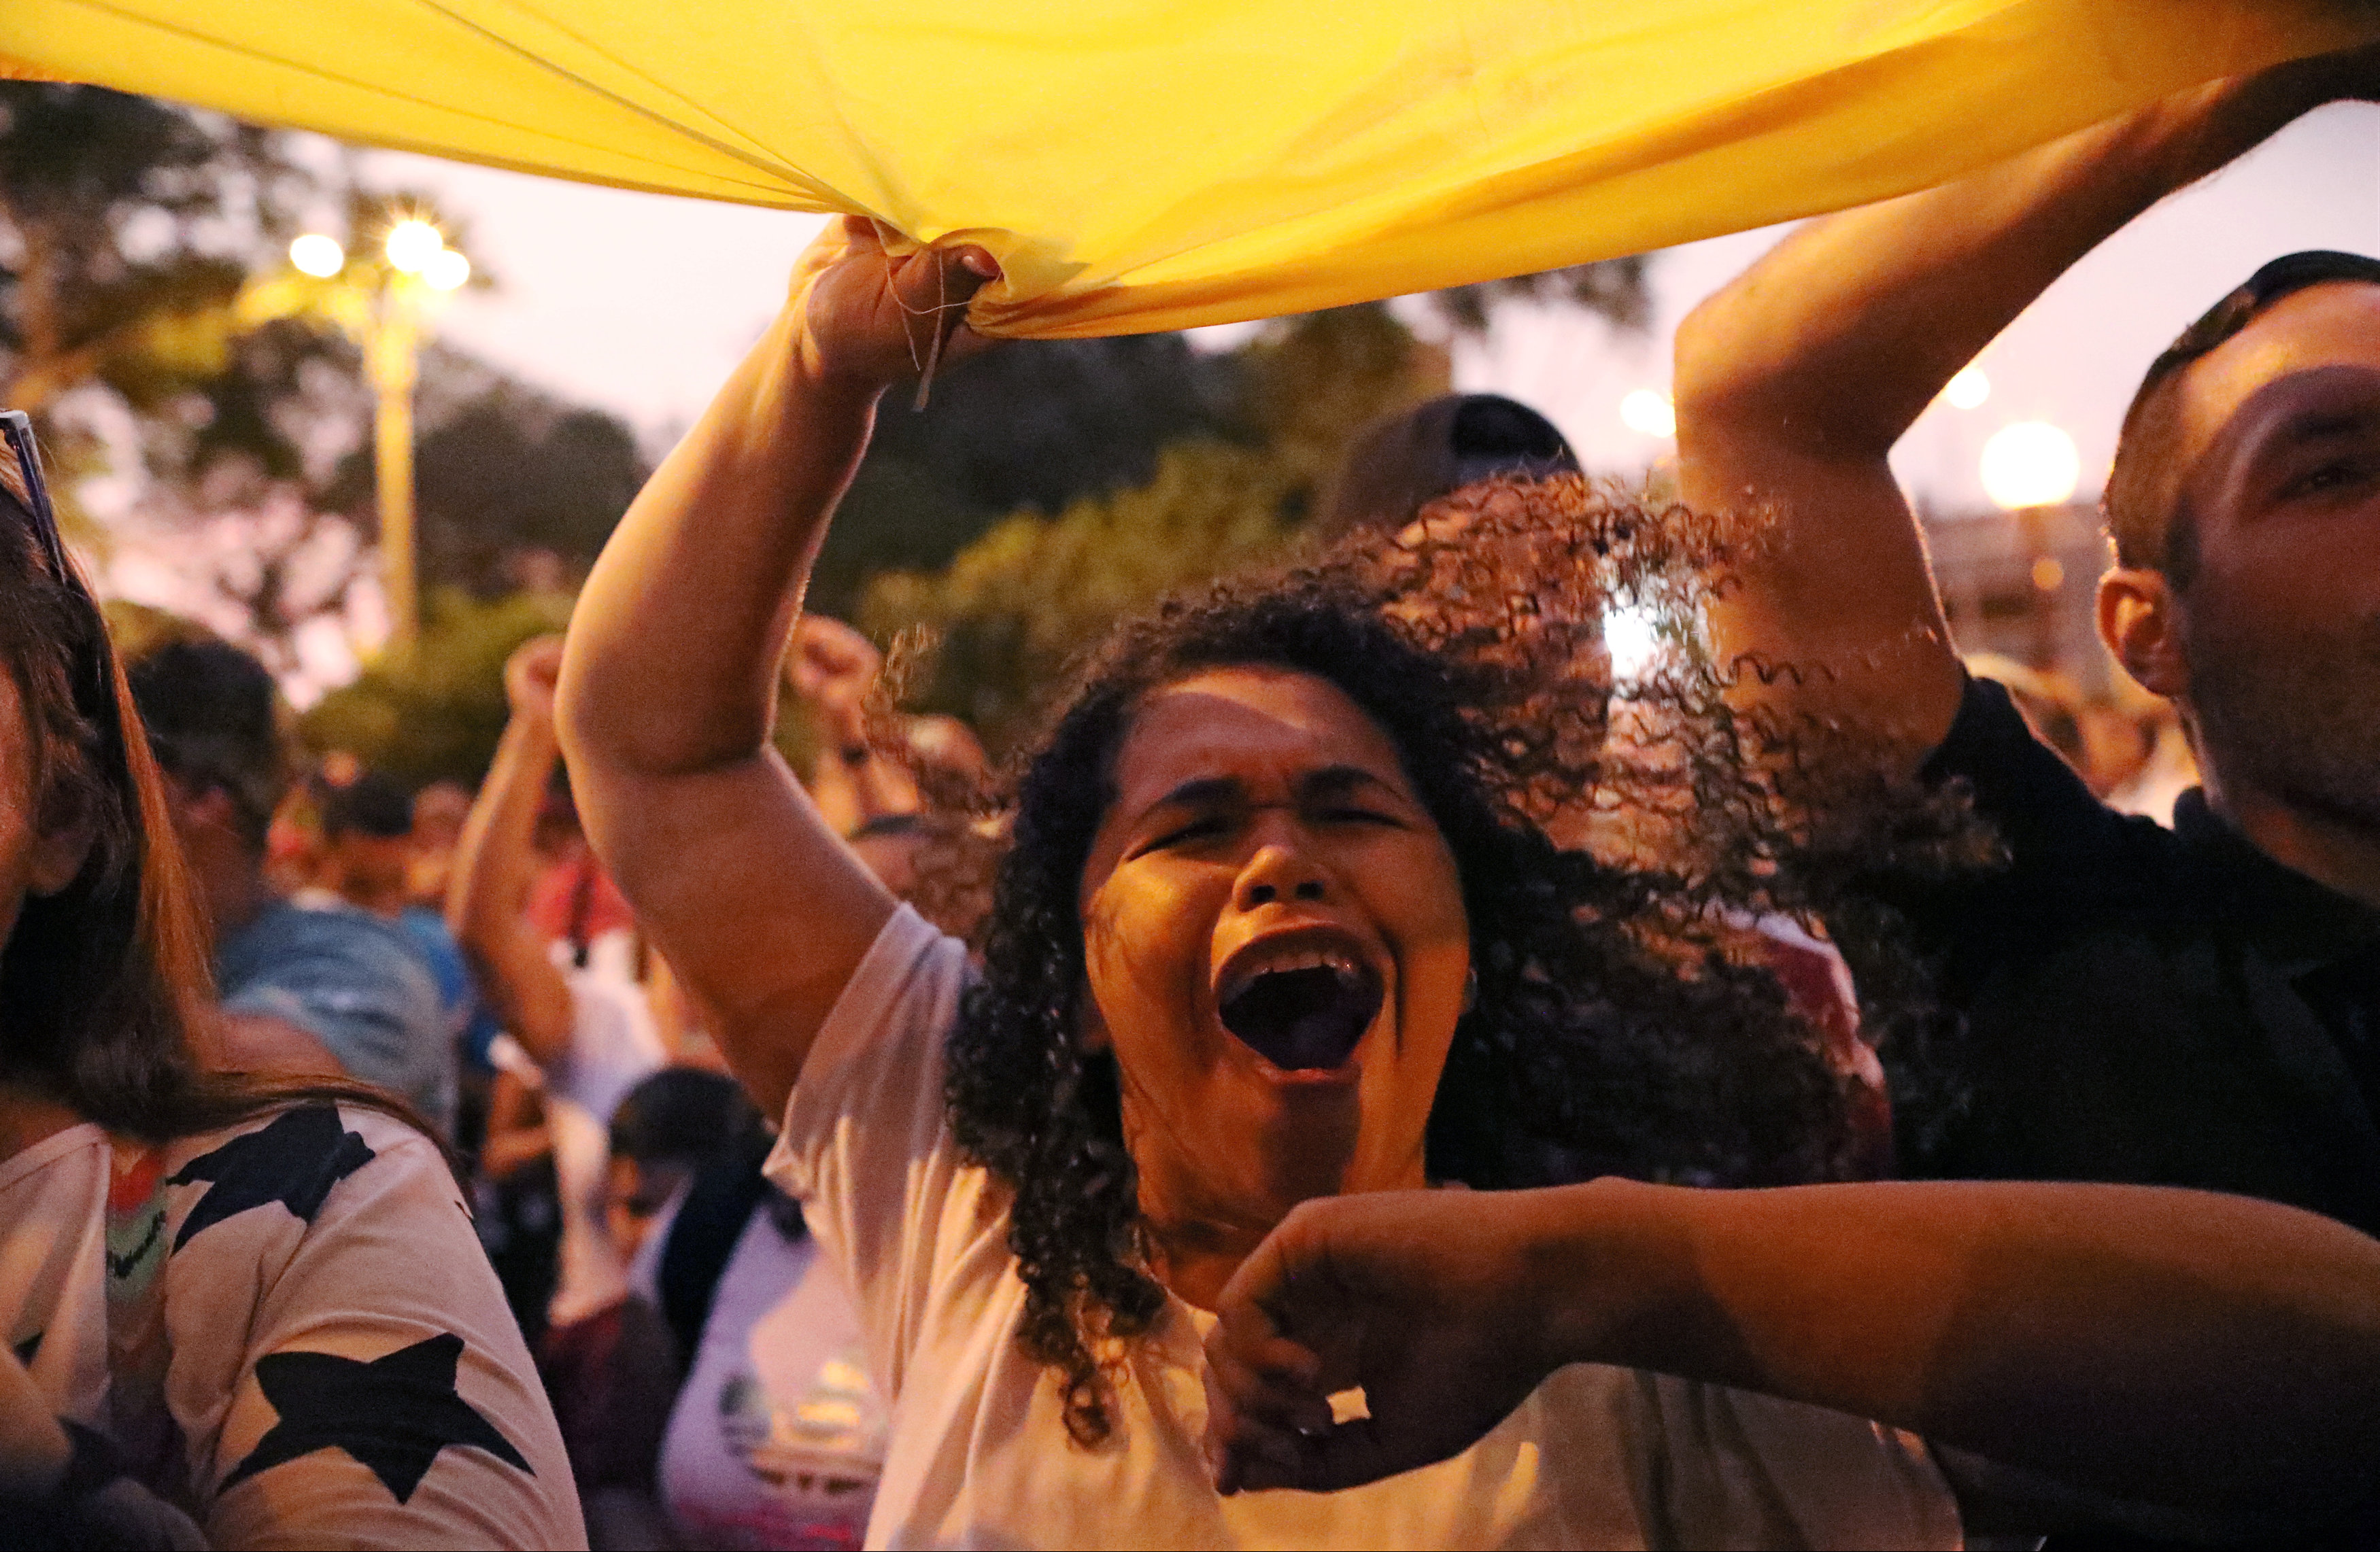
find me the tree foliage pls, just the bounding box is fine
[1430,256,1652,335]
[0,84,349,511]
[860,304,1446,748]
[320,347,650,596]
[299,586,574,788]
[809,330,1245,615]
[861,441,1297,747]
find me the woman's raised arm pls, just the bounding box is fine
[556,217,998,1119]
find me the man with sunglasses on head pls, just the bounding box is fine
[1674,44,2380,1248]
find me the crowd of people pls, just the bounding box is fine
[2,39,2380,1552]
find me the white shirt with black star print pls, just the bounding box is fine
[0,1103,584,1549]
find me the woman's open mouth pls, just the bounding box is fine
[1217,952,1386,1072]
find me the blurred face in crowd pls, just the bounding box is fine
[603,1154,694,1262]
[1074,666,1470,1243]
[406,780,473,903]
[320,828,413,918]
[2154,283,2380,827]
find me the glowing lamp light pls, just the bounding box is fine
[288,234,345,277]
[384,219,445,274]
[1603,604,1661,680]
[1944,366,1990,410]
[422,248,472,292]
[1619,388,1676,439]
[1979,421,2080,510]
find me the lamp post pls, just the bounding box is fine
[267,216,471,651]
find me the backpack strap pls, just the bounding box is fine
[655,1135,788,1365]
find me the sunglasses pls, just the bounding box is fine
[3,409,118,714]
[0,411,79,593]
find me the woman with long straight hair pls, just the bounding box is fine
[558,222,2380,1549]
[0,419,583,1549]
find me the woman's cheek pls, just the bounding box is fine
[1085,865,1214,1040]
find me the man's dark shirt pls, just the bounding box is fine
[1892,676,2380,1239]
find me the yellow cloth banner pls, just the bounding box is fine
[0,1,2362,336]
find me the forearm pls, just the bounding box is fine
[1677,64,2343,464]
[1542,1179,2380,1521]
[448,714,554,954]
[559,304,881,781]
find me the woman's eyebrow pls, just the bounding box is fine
[1146,774,1244,814]
[1297,765,1404,803]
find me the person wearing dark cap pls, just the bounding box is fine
[126,639,452,1135]
[1321,392,1580,538]
[1674,44,2380,1247]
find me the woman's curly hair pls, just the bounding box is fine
[907,475,1993,1446]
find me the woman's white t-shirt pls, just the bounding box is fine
[765,906,1964,1551]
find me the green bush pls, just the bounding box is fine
[299,587,573,788]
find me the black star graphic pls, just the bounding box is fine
[220,1334,532,1504]
[168,1105,374,1250]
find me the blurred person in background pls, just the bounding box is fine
[0,422,582,1547]
[785,615,987,902]
[313,768,492,1148]
[126,639,452,1137]
[1320,392,1580,540]
[310,767,414,917]
[453,635,675,1341]
[2105,695,2200,825]
[642,1090,885,1552]
[542,1068,758,1550]
[1673,45,2380,1252]
[408,778,475,906]
[528,787,637,965]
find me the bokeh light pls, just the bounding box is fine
[1979,421,2080,509]
[1603,604,1661,679]
[384,219,445,274]
[1944,366,1990,410]
[423,248,473,292]
[288,234,345,277]
[1619,388,1676,438]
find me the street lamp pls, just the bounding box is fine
[243,212,473,651]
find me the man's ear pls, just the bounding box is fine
[2097,567,2189,700]
[26,779,97,898]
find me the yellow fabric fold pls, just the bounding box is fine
[1,0,2363,335]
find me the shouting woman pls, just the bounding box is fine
[557,223,2380,1549]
